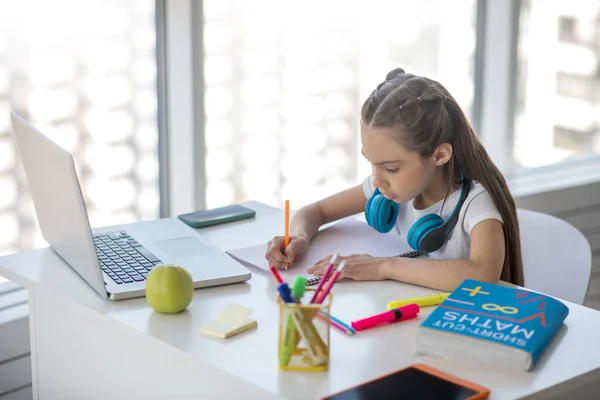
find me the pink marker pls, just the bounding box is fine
[315,260,347,304]
[310,253,338,303]
[351,303,420,331]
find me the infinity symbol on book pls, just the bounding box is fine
[482,303,518,314]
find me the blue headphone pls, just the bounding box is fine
[365,173,471,253]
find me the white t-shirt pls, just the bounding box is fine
[362,175,503,260]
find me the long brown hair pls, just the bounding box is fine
[360,68,523,286]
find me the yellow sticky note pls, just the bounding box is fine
[200,303,257,339]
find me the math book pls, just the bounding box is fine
[414,279,569,371]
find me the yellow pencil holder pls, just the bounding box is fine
[277,289,332,372]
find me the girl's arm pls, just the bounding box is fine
[381,219,505,292]
[292,184,367,244]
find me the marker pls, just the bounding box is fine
[351,304,420,331]
[281,276,307,366]
[268,264,294,303]
[283,200,290,269]
[327,317,355,336]
[310,253,338,303]
[315,260,347,304]
[284,200,290,249]
[277,283,294,304]
[325,311,355,334]
[280,316,294,366]
[269,265,284,285]
[291,276,307,302]
[386,293,450,310]
[317,310,356,335]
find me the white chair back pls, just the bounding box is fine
[518,209,591,305]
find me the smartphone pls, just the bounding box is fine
[322,364,490,400]
[177,204,256,228]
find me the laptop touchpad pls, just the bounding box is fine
[154,237,211,258]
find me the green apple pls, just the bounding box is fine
[145,264,194,313]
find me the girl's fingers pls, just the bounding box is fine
[264,237,287,267]
[308,258,330,274]
[314,253,349,267]
[313,254,334,266]
[310,265,325,275]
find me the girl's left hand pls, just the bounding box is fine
[307,254,388,281]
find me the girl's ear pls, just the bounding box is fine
[433,143,453,166]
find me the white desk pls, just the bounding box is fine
[1,201,600,400]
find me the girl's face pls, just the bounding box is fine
[361,125,436,203]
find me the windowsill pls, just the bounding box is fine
[505,154,600,198]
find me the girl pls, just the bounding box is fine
[264,68,523,292]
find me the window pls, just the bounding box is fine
[202,0,477,209]
[554,125,595,152]
[514,0,600,168]
[0,0,159,274]
[558,16,577,42]
[556,72,595,101]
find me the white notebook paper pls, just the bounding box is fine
[226,217,420,285]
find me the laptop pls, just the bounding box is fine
[10,112,251,300]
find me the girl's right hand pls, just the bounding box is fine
[264,234,309,269]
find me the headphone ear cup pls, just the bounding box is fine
[365,189,399,233]
[370,194,386,233]
[418,226,447,253]
[365,189,379,228]
[405,175,471,253]
[407,214,444,251]
[375,195,399,233]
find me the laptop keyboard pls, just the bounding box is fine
[93,231,163,285]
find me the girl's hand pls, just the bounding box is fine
[307,254,388,281]
[264,235,309,269]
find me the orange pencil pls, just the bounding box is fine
[284,200,290,269]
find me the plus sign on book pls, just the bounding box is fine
[414,279,569,371]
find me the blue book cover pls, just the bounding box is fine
[417,279,569,370]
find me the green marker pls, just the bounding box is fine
[291,276,307,302]
[280,276,307,366]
